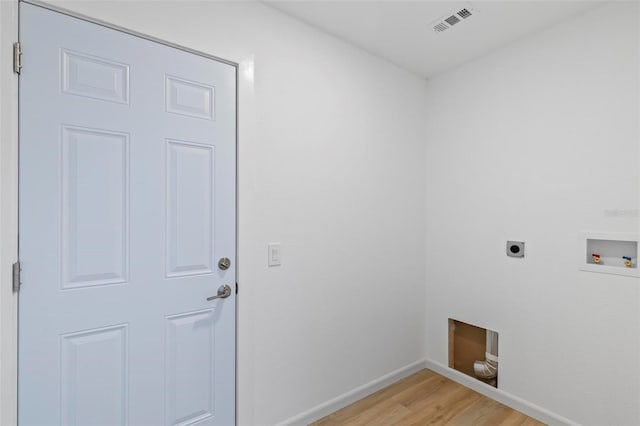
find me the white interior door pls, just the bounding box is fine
[18,4,236,425]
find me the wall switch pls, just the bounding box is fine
[268,243,281,267]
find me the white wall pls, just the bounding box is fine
[424,3,639,425]
[35,1,428,425]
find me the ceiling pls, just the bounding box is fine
[264,1,605,79]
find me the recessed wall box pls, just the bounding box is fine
[506,241,525,258]
[580,232,638,278]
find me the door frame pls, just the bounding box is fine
[0,1,256,423]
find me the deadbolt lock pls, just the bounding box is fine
[218,257,231,270]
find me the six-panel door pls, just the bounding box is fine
[18,4,236,425]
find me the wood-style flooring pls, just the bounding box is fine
[311,369,545,426]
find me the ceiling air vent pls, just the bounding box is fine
[433,22,449,33]
[457,8,472,19]
[444,15,461,26]
[431,4,476,33]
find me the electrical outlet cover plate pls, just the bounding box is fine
[507,241,525,258]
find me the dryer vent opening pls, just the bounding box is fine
[448,318,499,388]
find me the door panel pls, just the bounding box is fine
[60,325,129,426]
[18,4,236,425]
[165,75,215,120]
[61,49,130,104]
[61,125,130,288]
[165,309,216,425]
[166,139,215,277]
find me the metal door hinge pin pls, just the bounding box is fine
[12,262,21,293]
[13,42,22,74]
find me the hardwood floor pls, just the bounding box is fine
[311,369,545,426]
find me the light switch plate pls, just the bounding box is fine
[268,243,281,267]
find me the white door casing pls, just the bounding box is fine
[0,1,19,425]
[18,3,236,425]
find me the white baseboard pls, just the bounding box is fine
[278,358,579,426]
[277,358,427,426]
[423,359,580,426]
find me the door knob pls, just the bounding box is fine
[207,285,232,301]
[218,257,231,270]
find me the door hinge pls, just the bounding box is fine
[13,42,22,75]
[12,262,21,293]
[235,282,238,294]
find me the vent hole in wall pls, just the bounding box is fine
[449,318,498,388]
